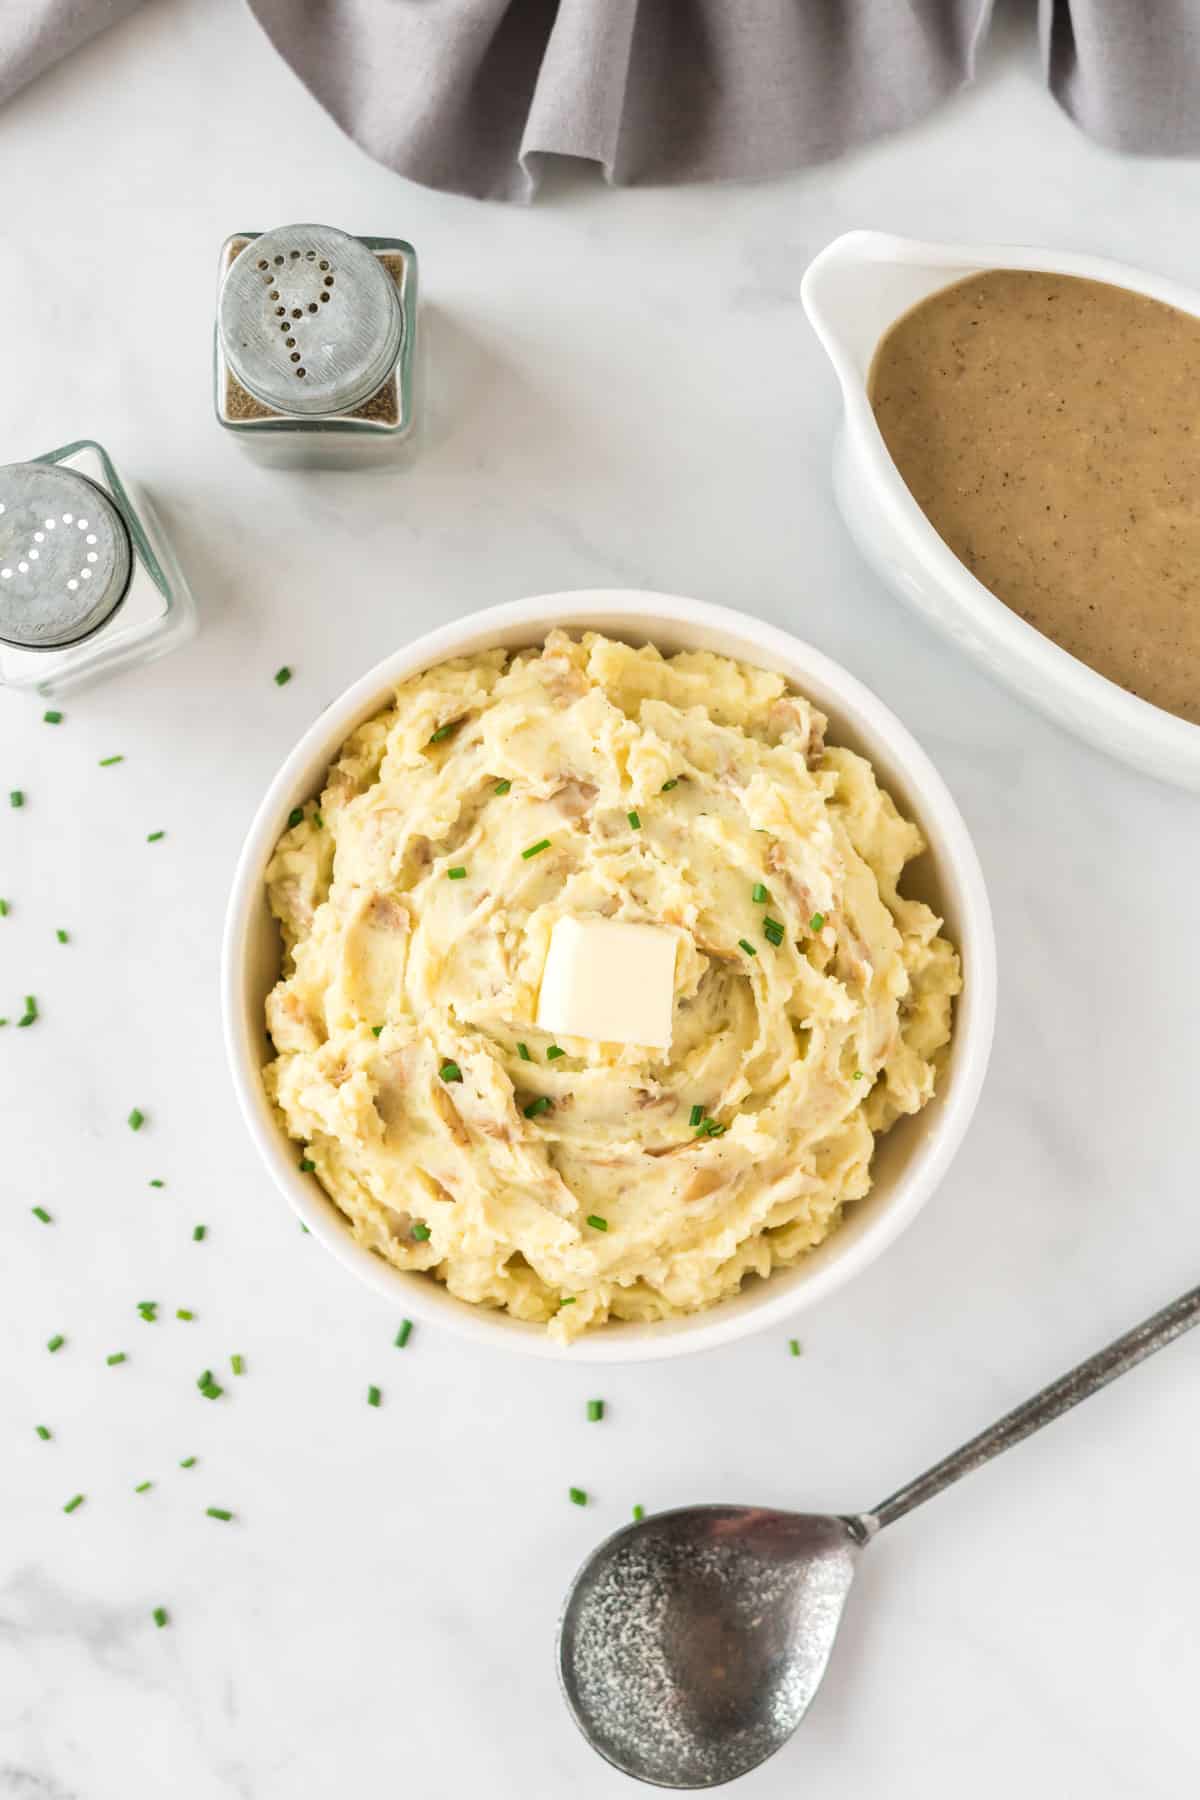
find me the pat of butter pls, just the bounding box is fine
[536,917,676,1050]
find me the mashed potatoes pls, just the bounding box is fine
[264,632,960,1340]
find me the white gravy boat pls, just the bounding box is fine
[801,230,1200,791]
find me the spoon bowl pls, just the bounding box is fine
[557,1505,868,1788]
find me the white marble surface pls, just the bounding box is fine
[3,3,1199,1795]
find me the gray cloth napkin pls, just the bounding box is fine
[6,0,1200,200]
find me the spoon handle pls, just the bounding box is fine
[864,1282,1200,1534]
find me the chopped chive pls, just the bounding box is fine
[287,806,304,829]
[395,1319,413,1349]
[517,1042,532,1061]
[180,1456,196,1468]
[493,779,512,795]
[569,1487,587,1507]
[149,1178,165,1188]
[137,1303,157,1321]
[0,898,7,916]
[633,1504,646,1522]
[99,754,124,766]
[153,1606,169,1628]
[627,810,642,830]
[689,1104,704,1127]
[763,917,785,947]
[196,1369,213,1389]
[128,1108,145,1131]
[192,1224,206,1241]
[175,1309,194,1322]
[63,1494,85,1514]
[789,1338,802,1356]
[411,1221,431,1241]
[10,790,24,808]
[586,1214,608,1231]
[17,995,38,1027]
[299,1158,315,1173]
[32,1205,51,1223]
[737,938,757,956]
[35,1425,51,1441]
[146,830,165,842]
[810,912,826,932]
[371,1025,384,1036]
[135,1481,153,1493]
[559,1296,576,1308]
[524,1095,552,1119]
[43,710,63,724]
[521,838,551,859]
[55,928,68,943]
[367,1385,381,1407]
[751,882,769,904]
[428,720,460,744]
[205,1507,233,1522]
[545,1045,566,1061]
[439,1060,463,1083]
[660,778,678,791]
[587,1399,604,1422]
[231,1354,244,1376]
[694,1117,727,1139]
[47,1334,64,1353]
[313,812,323,828]
[200,1380,223,1400]
[274,666,292,686]
[106,1352,127,1366]
[852,1070,865,1081]
[446,866,467,880]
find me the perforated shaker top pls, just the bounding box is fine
[0,464,131,650]
[218,224,404,417]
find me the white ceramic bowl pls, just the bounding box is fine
[222,592,996,1362]
[802,230,1200,792]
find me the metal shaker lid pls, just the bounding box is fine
[0,463,132,650]
[218,224,404,417]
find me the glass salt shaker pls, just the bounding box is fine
[214,223,418,467]
[0,440,195,695]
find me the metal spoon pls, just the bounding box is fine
[558,1282,1200,1789]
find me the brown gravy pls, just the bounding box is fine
[869,269,1200,727]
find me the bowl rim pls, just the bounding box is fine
[801,229,1200,782]
[221,590,997,1362]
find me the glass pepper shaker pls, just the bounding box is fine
[0,440,195,695]
[214,223,418,467]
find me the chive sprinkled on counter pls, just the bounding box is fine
[99,754,124,766]
[180,1456,196,1468]
[175,1309,194,1322]
[149,1178,165,1188]
[274,666,292,686]
[135,1481,153,1494]
[153,1607,169,1628]
[632,1504,645,1522]
[689,1104,704,1127]
[367,1385,381,1407]
[587,1400,604,1423]
[627,810,641,830]
[439,1060,463,1083]
[0,898,8,916]
[411,1221,432,1241]
[32,1206,51,1224]
[138,1302,157,1321]
[35,1425,51,1441]
[521,838,551,859]
[55,928,68,943]
[545,1045,565,1061]
[660,778,678,791]
[47,1334,64,1353]
[128,1108,145,1131]
[146,830,165,842]
[789,1338,802,1357]
[524,1095,552,1119]
[494,779,512,795]
[106,1352,127,1366]
[287,806,304,829]
[517,1042,532,1061]
[586,1214,608,1231]
[17,995,38,1027]
[738,938,757,957]
[751,883,769,904]
[10,790,24,808]
[231,1354,244,1375]
[43,710,62,724]
[763,917,785,947]
[569,1487,587,1506]
[206,1507,233,1522]
[192,1225,206,1244]
[395,1319,413,1349]
[63,1494,85,1514]
[447,866,467,880]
